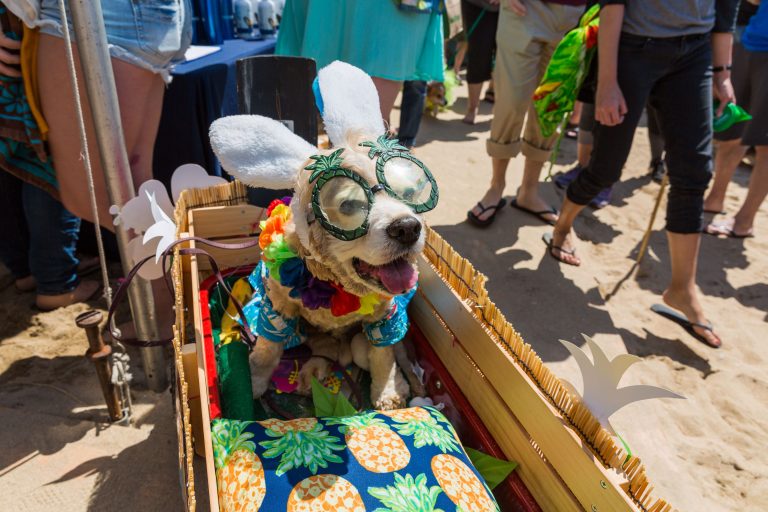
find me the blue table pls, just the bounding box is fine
[152,38,276,186]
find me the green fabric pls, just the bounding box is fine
[216,341,257,421]
[534,5,600,138]
[276,0,445,82]
[713,102,752,132]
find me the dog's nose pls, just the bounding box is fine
[386,217,422,245]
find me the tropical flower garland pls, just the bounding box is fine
[259,197,382,317]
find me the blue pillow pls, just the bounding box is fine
[212,406,500,511]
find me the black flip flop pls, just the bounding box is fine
[542,232,580,266]
[564,123,579,139]
[510,198,559,226]
[467,198,507,228]
[650,303,722,348]
[703,209,726,215]
[483,91,495,103]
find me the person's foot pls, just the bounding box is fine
[703,195,725,215]
[548,229,580,266]
[704,217,754,238]
[590,187,613,209]
[515,189,559,225]
[483,90,494,103]
[15,275,36,293]
[554,164,583,190]
[649,159,666,184]
[662,288,722,348]
[36,280,101,311]
[469,188,504,223]
[462,111,476,125]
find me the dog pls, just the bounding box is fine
[210,61,436,410]
[425,81,447,117]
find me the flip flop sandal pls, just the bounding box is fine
[542,232,580,266]
[483,91,494,103]
[650,303,722,348]
[703,209,726,215]
[704,221,754,239]
[564,123,579,139]
[510,198,559,226]
[467,198,507,228]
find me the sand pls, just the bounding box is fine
[1,85,766,511]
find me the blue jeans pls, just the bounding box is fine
[0,172,80,294]
[399,80,427,147]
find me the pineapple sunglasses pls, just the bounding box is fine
[305,135,439,241]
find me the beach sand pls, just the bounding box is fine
[1,87,766,510]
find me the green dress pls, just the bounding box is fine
[277,0,445,82]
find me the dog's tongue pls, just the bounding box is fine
[375,259,417,295]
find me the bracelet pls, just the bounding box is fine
[712,65,732,72]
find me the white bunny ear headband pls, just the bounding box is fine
[209,61,439,241]
[209,60,385,189]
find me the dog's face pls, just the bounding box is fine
[427,82,447,107]
[291,144,428,298]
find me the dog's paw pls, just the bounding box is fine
[296,357,333,395]
[373,392,408,411]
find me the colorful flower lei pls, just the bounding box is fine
[259,197,382,317]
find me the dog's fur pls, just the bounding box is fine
[425,81,447,117]
[210,62,428,410]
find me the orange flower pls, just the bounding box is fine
[259,214,285,249]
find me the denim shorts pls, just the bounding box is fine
[38,0,192,83]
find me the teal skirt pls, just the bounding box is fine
[277,0,445,82]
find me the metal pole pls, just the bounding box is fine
[69,0,167,391]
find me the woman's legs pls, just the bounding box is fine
[371,77,403,128]
[463,81,483,124]
[704,138,748,213]
[38,34,164,230]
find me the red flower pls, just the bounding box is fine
[266,198,285,216]
[330,283,361,317]
[546,100,559,112]
[585,25,598,50]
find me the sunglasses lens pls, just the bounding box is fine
[318,176,369,231]
[382,156,435,208]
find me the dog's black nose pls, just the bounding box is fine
[386,217,422,245]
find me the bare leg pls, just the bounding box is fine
[38,34,165,230]
[453,41,467,76]
[549,198,584,265]
[570,101,583,125]
[372,77,403,128]
[663,232,722,347]
[469,156,509,221]
[704,139,748,213]
[710,145,768,236]
[577,142,593,168]
[463,82,483,124]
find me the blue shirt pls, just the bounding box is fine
[742,1,768,52]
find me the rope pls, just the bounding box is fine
[57,0,132,421]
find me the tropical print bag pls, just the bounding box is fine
[212,406,501,511]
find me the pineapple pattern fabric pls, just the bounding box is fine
[211,407,500,511]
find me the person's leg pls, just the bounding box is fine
[463,82,484,124]
[470,6,539,222]
[703,138,748,212]
[0,172,31,285]
[652,37,720,346]
[371,77,403,127]
[553,35,658,263]
[453,41,467,76]
[38,34,165,229]
[398,80,427,148]
[729,145,768,234]
[20,182,100,309]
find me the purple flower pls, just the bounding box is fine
[280,195,293,206]
[300,277,335,310]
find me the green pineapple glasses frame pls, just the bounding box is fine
[306,136,439,241]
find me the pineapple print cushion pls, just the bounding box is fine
[212,406,501,511]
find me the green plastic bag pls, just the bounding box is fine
[713,101,752,132]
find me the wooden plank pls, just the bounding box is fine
[189,204,264,239]
[193,236,260,273]
[188,212,220,512]
[182,344,206,458]
[416,256,639,512]
[411,293,583,512]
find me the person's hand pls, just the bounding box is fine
[713,72,735,117]
[0,33,21,78]
[507,0,526,16]
[595,80,627,126]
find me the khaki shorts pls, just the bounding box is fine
[487,1,583,162]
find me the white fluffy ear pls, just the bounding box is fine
[317,61,385,146]
[209,115,317,189]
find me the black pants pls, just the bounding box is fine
[568,32,713,234]
[460,0,498,84]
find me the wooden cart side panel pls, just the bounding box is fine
[416,256,640,512]
[188,210,221,512]
[410,293,583,512]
